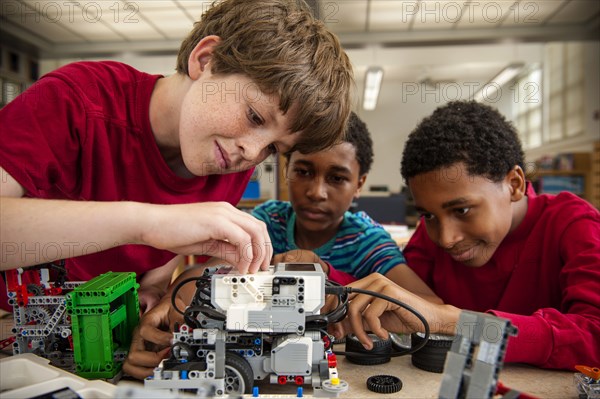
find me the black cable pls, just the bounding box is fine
[171,276,227,330]
[170,276,207,316]
[326,286,431,356]
[307,280,349,326]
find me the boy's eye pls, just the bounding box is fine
[247,107,263,125]
[293,167,311,177]
[420,213,435,221]
[327,175,347,184]
[455,207,470,216]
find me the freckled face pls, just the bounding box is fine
[408,162,515,267]
[287,142,365,236]
[179,70,300,176]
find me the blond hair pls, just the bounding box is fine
[176,0,354,153]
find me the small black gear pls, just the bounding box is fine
[366,374,403,394]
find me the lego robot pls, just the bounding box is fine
[145,263,349,397]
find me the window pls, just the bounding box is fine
[514,68,542,150]
[514,42,585,149]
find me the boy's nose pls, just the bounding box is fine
[238,137,268,164]
[306,178,327,200]
[437,221,463,249]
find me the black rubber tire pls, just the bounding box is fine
[224,352,254,395]
[410,333,453,373]
[345,334,392,365]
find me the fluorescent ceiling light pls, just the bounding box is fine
[473,63,524,102]
[363,67,384,111]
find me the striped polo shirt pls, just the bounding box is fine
[252,200,406,278]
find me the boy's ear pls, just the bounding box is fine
[507,165,526,202]
[354,174,367,199]
[188,35,221,80]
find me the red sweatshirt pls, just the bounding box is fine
[405,190,600,370]
[0,61,253,310]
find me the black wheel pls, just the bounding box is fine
[411,333,453,373]
[345,334,392,365]
[224,352,254,395]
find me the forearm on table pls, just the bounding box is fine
[0,197,147,270]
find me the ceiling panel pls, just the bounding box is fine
[141,9,194,40]
[125,0,179,10]
[455,1,525,29]
[500,1,565,27]
[60,14,125,42]
[547,0,600,24]
[2,0,87,43]
[107,18,166,41]
[177,5,208,22]
[320,0,368,33]
[1,0,598,94]
[411,1,467,31]
[369,1,414,32]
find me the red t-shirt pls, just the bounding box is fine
[0,61,253,307]
[405,189,600,369]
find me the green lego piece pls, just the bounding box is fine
[67,272,139,379]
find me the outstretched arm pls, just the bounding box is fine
[331,273,460,349]
[1,168,272,274]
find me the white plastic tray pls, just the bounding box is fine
[0,353,116,399]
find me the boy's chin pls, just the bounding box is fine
[458,253,493,267]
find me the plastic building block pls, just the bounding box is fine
[5,265,139,380]
[6,264,84,372]
[146,263,349,397]
[438,311,518,399]
[574,365,600,399]
[67,271,139,379]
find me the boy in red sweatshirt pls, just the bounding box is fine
[340,100,600,370]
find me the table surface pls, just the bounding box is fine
[248,345,577,399]
[0,312,577,399]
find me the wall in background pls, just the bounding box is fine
[36,40,599,198]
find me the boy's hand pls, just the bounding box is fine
[140,202,273,274]
[137,284,166,315]
[123,296,185,379]
[272,249,329,274]
[330,274,460,349]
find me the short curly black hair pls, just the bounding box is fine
[345,111,374,176]
[400,101,524,183]
[286,111,374,176]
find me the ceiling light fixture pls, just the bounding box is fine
[472,63,524,102]
[363,67,384,111]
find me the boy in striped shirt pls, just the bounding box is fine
[252,112,438,300]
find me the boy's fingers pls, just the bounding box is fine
[346,294,374,349]
[124,347,170,380]
[138,323,174,347]
[361,298,390,341]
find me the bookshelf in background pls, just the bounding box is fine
[531,152,595,208]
